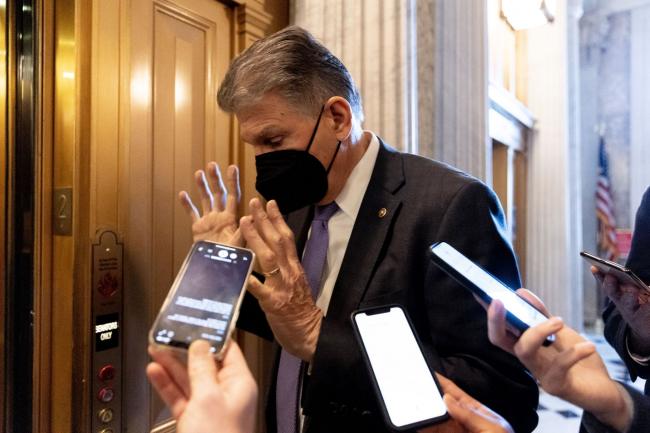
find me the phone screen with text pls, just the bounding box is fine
[151,241,253,353]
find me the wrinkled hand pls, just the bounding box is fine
[418,375,513,433]
[146,341,258,433]
[180,162,242,246]
[593,266,650,354]
[240,198,323,362]
[487,290,631,432]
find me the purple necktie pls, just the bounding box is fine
[276,202,339,433]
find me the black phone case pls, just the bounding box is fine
[428,242,554,346]
[580,251,650,293]
[350,304,449,431]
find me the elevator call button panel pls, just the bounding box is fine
[92,230,123,433]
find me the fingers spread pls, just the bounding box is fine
[207,162,227,211]
[225,165,241,215]
[250,198,288,269]
[267,200,300,265]
[195,170,215,215]
[146,362,188,418]
[179,191,200,223]
[240,215,277,272]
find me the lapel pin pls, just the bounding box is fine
[378,208,387,218]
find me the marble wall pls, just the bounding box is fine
[580,1,650,325]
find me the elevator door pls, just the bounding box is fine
[89,0,234,431]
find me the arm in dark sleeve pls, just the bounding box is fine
[603,301,650,380]
[582,383,650,433]
[425,181,539,433]
[603,186,650,380]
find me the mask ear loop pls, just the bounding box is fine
[325,141,342,174]
[305,105,326,152]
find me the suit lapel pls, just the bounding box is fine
[325,141,404,322]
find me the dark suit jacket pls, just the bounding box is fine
[582,383,650,433]
[603,187,650,394]
[238,141,539,432]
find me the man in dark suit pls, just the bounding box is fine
[170,26,538,433]
[601,187,650,395]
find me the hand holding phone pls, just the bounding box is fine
[580,251,650,299]
[429,242,554,345]
[351,305,448,431]
[149,241,254,358]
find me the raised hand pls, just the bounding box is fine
[179,162,243,246]
[239,198,323,362]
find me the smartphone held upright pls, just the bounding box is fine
[149,240,255,358]
[351,305,449,431]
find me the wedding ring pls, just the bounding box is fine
[262,267,280,278]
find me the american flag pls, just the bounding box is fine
[596,136,619,261]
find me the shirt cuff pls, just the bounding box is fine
[625,334,650,365]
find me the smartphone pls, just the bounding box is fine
[580,251,650,294]
[351,305,448,431]
[429,241,554,345]
[149,240,254,357]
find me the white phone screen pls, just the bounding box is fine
[355,307,447,428]
[432,242,547,328]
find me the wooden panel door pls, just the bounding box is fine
[122,1,233,431]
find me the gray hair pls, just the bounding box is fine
[217,26,364,122]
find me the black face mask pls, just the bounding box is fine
[255,106,341,214]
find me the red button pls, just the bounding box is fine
[97,387,114,403]
[98,365,115,382]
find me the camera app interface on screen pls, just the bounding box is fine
[432,243,547,328]
[355,308,447,427]
[153,242,252,352]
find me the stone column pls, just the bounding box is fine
[630,4,650,218]
[524,2,584,328]
[292,0,417,152]
[417,0,490,181]
[292,0,488,181]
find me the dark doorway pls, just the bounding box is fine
[4,0,36,431]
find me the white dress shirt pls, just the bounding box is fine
[299,132,379,431]
[313,132,380,315]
